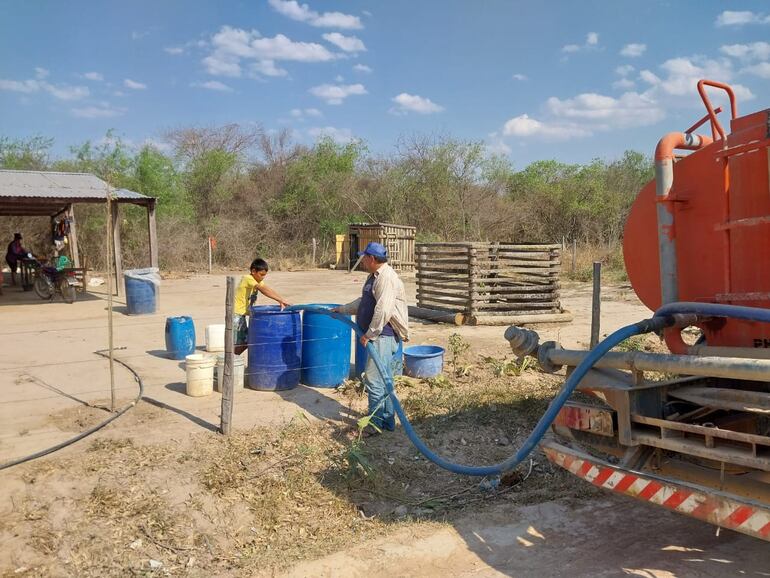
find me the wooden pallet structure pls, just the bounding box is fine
[415,242,573,326]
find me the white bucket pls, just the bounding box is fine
[215,354,245,392]
[185,354,216,397]
[205,324,226,352]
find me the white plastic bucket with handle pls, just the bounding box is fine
[205,324,226,352]
[215,354,245,392]
[185,354,216,397]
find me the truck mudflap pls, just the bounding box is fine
[541,439,770,542]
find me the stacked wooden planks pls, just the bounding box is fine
[415,242,570,325]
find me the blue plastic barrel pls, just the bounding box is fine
[247,306,302,391]
[125,274,157,315]
[301,304,352,387]
[165,316,196,360]
[355,337,404,379]
[403,345,445,378]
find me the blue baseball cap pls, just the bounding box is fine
[357,241,387,259]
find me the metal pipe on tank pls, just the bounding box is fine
[539,343,770,382]
[654,132,713,305]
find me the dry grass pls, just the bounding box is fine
[1,350,599,576]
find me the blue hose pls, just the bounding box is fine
[289,304,669,477]
[655,301,770,324]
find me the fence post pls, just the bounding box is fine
[312,237,317,266]
[220,276,235,435]
[571,238,577,276]
[590,262,602,349]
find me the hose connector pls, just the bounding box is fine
[504,325,540,358]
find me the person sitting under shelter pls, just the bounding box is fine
[5,233,30,286]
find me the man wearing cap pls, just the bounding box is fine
[5,233,30,286]
[335,242,409,435]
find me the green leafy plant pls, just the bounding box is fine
[483,355,536,377]
[448,333,472,377]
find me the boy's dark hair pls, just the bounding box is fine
[250,258,269,272]
[373,255,387,264]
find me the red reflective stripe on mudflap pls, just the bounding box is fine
[542,444,770,542]
[638,481,663,501]
[591,467,615,487]
[578,461,593,478]
[662,490,692,510]
[725,506,755,528]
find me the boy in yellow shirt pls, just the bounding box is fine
[234,258,291,354]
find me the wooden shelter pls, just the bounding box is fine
[0,170,157,295]
[342,223,416,272]
[415,242,572,325]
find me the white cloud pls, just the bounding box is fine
[164,46,185,55]
[620,43,646,57]
[309,83,366,105]
[322,32,366,53]
[0,79,41,94]
[203,54,242,77]
[353,63,372,73]
[502,114,590,140]
[290,107,323,119]
[612,78,635,90]
[512,73,527,81]
[83,71,104,81]
[615,64,634,76]
[716,10,770,27]
[202,26,337,79]
[268,0,363,29]
[562,32,599,54]
[124,78,147,90]
[485,134,512,156]
[546,91,664,127]
[251,60,288,77]
[0,74,89,101]
[307,126,355,143]
[46,84,90,100]
[640,56,754,101]
[131,30,150,40]
[334,74,344,82]
[193,80,234,92]
[390,92,444,114]
[720,42,770,60]
[34,67,49,79]
[743,62,770,78]
[71,103,126,118]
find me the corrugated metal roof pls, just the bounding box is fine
[0,169,151,201]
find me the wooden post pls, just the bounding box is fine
[220,276,235,435]
[66,204,80,268]
[147,200,158,269]
[207,237,213,275]
[111,202,123,296]
[590,261,602,349]
[468,245,479,323]
[106,194,116,411]
[571,238,577,276]
[312,237,317,266]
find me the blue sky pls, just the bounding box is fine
[2,1,770,168]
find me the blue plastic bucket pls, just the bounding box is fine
[301,304,352,388]
[355,338,404,379]
[247,305,301,391]
[124,273,157,315]
[165,316,196,360]
[403,345,445,378]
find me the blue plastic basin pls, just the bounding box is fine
[403,345,445,378]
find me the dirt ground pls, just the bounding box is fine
[0,270,767,577]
